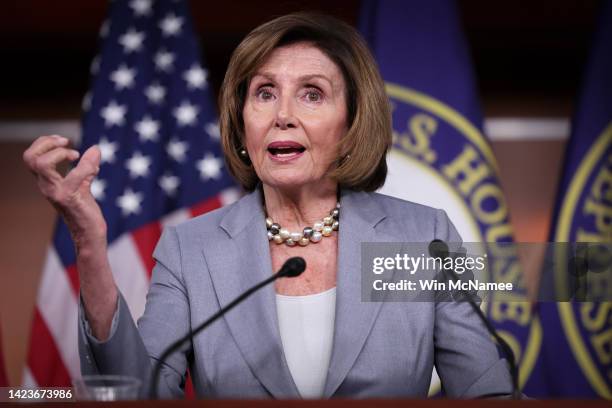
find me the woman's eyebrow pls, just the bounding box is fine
[298,74,332,86]
[252,72,332,86]
[252,72,274,81]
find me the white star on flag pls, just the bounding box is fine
[116,188,143,216]
[90,178,106,201]
[205,121,220,140]
[134,116,160,142]
[100,101,127,127]
[110,64,136,90]
[166,138,189,162]
[154,49,175,72]
[125,151,152,178]
[98,137,119,163]
[159,173,180,196]
[183,64,207,89]
[174,101,199,126]
[145,83,166,104]
[196,153,223,180]
[118,28,145,53]
[129,0,152,16]
[159,13,183,36]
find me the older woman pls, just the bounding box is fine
[23,13,512,399]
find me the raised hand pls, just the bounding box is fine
[23,135,106,243]
[23,134,117,340]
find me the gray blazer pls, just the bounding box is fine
[79,188,513,399]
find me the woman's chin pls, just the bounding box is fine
[264,178,310,190]
[261,175,331,192]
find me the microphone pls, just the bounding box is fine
[428,240,521,400]
[150,256,306,399]
[278,256,306,278]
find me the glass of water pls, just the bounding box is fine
[72,375,141,401]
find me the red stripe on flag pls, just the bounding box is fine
[131,221,162,279]
[190,196,222,218]
[27,309,72,387]
[65,264,80,296]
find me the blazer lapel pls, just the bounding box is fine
[323,189,394,398]
[205,189,300,399]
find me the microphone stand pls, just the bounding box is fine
[430,240,521,399]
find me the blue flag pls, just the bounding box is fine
[528,1,612,398]
[360,0,538,396]
[25,0,237,387]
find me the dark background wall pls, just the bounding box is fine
[0,0,601,385]
[0,0,600,118]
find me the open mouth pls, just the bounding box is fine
[267,141,306,159]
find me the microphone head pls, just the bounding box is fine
[279,257,306,278]
[429,239,449,259]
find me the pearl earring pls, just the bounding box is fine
[239,147,251,165]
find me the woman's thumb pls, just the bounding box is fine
[65,145,102,191]
[80,145,102,170]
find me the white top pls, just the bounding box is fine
[275,287,337,398]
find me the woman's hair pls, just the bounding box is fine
[219,12,392,192]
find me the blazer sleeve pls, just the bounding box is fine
[78,226,190,399]
[432,209,514,398]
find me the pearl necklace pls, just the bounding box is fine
[266,203,340,246]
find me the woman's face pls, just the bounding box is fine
[242,42,348,191]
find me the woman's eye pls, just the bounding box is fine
[304,89,323,103]
[256,88,275,101]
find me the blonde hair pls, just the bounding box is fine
[219,12,392,191]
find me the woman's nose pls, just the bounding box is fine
[275,98,297,130]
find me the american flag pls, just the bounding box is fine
[24,0,238,387]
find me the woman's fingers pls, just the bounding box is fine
[24,138,108,240]
[23,135,71,173]
[64,145,101,193]
[23,136,100,207]
[34,147,81,182]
